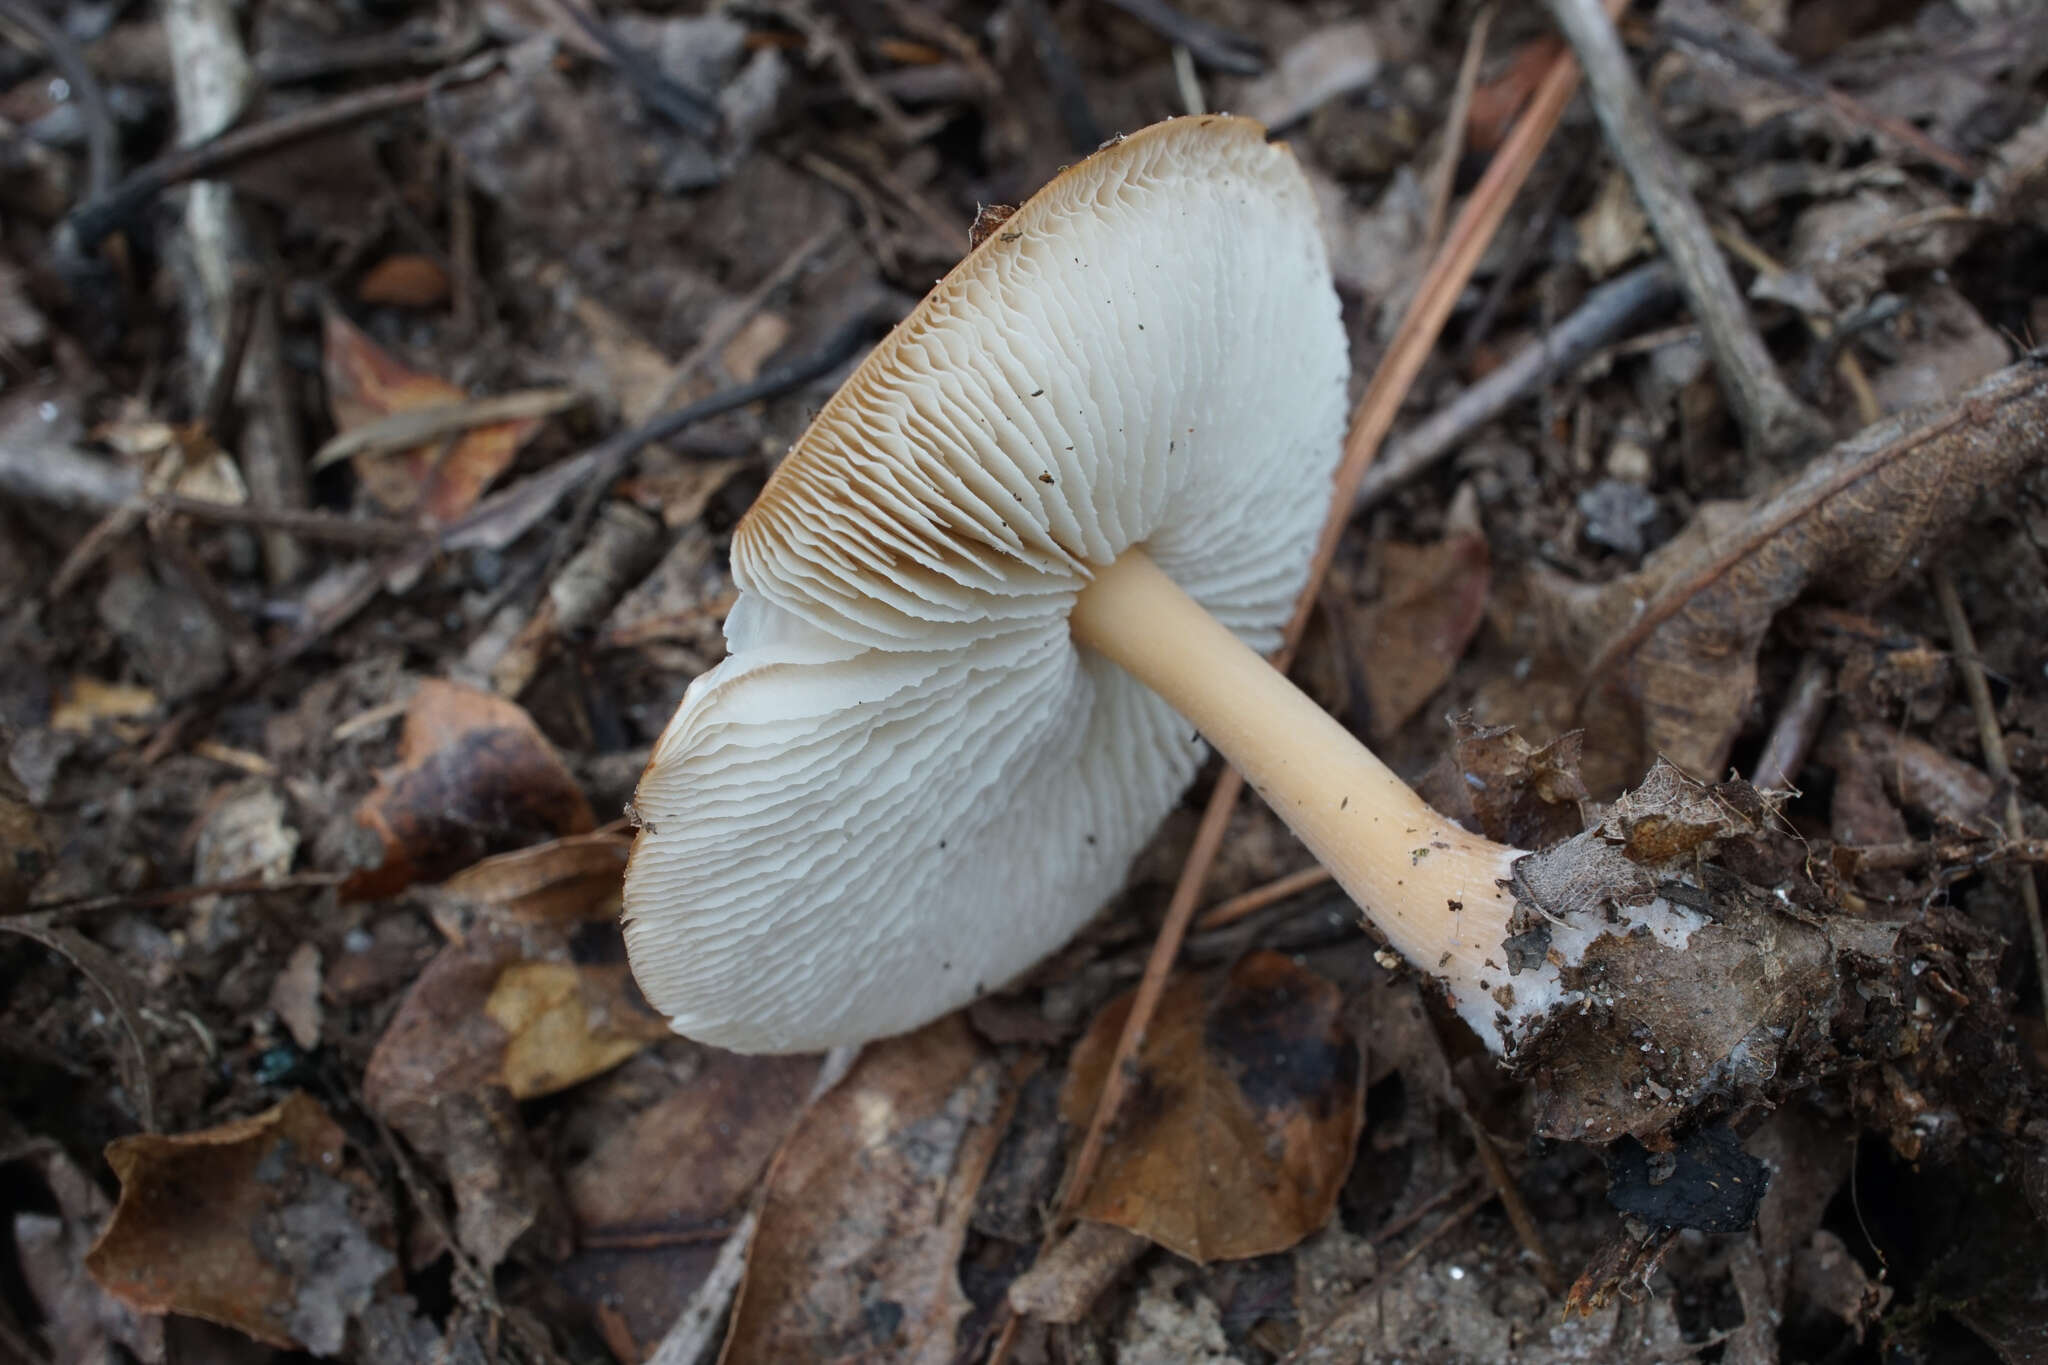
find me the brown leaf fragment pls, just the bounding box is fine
[85,1092,395,1352]
[723,1016,1010,1365]
[321,307,544,522]
[343,679,594,900]
[356,254,452,309]
[1567,360,2048,779]
[566,1049,819,1239]
[1059,951,1364,1264]
[1595,758,1772,866]
[433,830,631,923]
[1417,716,1589,850]
[486,961,670,1100]
[1353,494,1491,742]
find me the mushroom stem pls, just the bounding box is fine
[1071,548,1528,1028]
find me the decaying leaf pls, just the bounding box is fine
[1417,716,1589,851]
[343,679,594,900]
[86,1092,394,1352]
[1552,360,2048,780]
[432,829,631,923]
[723,1017,1010,1365]
[1060,951,1365,1264]
[486,961,670,1099]
[1352,491,1492,742]
[321,307,544,521]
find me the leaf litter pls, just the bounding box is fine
[4,2,2048,1363]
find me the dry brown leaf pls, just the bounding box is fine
[86,1092,394,1353]
[1557,360,2048,780]
[343,679,594,900]
[322,308,543,522]
[269,942,323,1051]
[50,675,159,734]
[566,1050,819,1238]
[356,254,452,309]
[1417,716,1589,851]
[1060,951,1364,1264]
[1354,498,1491,742]
[434,830,630,922]
[486,961,670,1100]
[723,1016,1010,1365]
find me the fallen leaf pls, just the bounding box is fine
[1060,951,1365,1264]
[50,675,160,734]
[1352,491,1491,742]
[565,1049,819,1238]
[356,254,452,309]
[86,1092,395,1353]
[486,961,670,1099]
[343,679,594,900]
[433,830,630,923]
[1555,360,2048,779]
[361,927,575,1268]
[322,308,543,522]
[723,1016,1010,1365]
[1416,716,1589,851]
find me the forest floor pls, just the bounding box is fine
[4,1,2048,1363]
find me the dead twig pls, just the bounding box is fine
[18,871,346,920]
[1750,653,1831,793]
[0,0,118,198]
[1543,0,1830,462]
[62,52,504,253]
[311,389,583,470]
[1055,0,1621,1241]
[1098,0,1262,75]
[1195,864,1333,932]
[1933,568,2048,1033]
[530,0,721,139]
[1355,259,1679,514]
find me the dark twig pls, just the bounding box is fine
[62,52,504,253]
[1750,653,1831,792]
[1543,0,1831,461]
[19,871,346,919]
[1933,568,2048,1032]
[0,0,118,197]
[532,0,721,139]
[1019,0,1103,153]
[152,494,420,547]
[1357,260,1679,512]
[1099,0,1263,75]
[198,271,264,440]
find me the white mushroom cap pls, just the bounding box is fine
[624,116,1350,1053]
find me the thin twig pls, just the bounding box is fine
[1543,0,1830,461]
[1356,260,1679,513]
[1099,0,1262,75]
[154,494,422,546]
[17,871,345,919]
[1195,864,1333,931]
[0,0,118,197]
[1421,6,1495,256]
[63,52,504,252]
[1932,568,2048,1033]
[1055,0,1619,1234]
[1750,653,1830,793]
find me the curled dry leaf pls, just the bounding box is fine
[321,307,544,522]
[343,679,594,900]
[1556,360,2048,780]
[85,1092,395,1353]
[723,1016,1010,1365]
[1060,951,1365,1264]
[432,829,631,923]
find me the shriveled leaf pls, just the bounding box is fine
[1354,509,1491,742]
[433,830,630,923]
[343,679,594,900]
[85,1092,394,1353]
[1417,716,1588,851]
[566,1049,819,1237]
[361,926,575,1267]
[1556,360,2048,779]
[1060,951,1364,1264]
[486,961,670,1100]
[724,1017,1010,1365]
[321,308,543,522]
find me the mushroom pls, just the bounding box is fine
[624,115,1685,1054]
